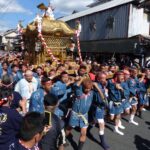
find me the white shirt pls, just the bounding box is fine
[15,77,38,100]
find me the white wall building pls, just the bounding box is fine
[0,29,18,50]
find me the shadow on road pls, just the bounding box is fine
[105,124,114,132]
[145,121,150,129]
[67,134,78,150]
[134,135,150,150]
[121,117,129,122]
[87,126,100,145]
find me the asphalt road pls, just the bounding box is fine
[65,109,150,150]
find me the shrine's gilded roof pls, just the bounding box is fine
[25,16,75,37]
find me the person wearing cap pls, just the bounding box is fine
[39,93,64,150]
[0,87,23,149]
[9,112,46,150]
[107,71,126,135]
[29,77,53,113]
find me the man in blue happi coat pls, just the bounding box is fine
[91,72,110,150]
[50,71,73,146]
[107,71,125,135]
[126,67,140,125]
[50,71,73,119]
[29,77,53,113]
[66,77,104,150]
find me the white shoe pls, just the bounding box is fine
[114,128,124,135]
[142,108,146,111]
[119,124,125,130]
[129,120,139,126]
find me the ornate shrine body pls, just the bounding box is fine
[23,4,75,65]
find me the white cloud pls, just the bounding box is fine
[51,0,94,17]
[0,20,13,32]
[0,23,10,33]
[0,0,32,14]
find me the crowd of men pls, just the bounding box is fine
[0,52,149,150]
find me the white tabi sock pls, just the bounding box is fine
[114,126,124,136]
[118,120,125,129]
[61,129,66,144]
[99,130,104,135]
[129,114,139,126]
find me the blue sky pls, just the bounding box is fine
[0,0,94,32]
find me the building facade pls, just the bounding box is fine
[0,29,21,51]
[60,0,150,65]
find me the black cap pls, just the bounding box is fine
[101,62,108,66]
[41,77,51,83]
[44,93,58,106]
[109,63,116,67]
[11,64,18,69]
[130,66,138,70]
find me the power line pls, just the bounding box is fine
[0,0,16,31]
[0,0,15,19]
[0,0,13,13]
